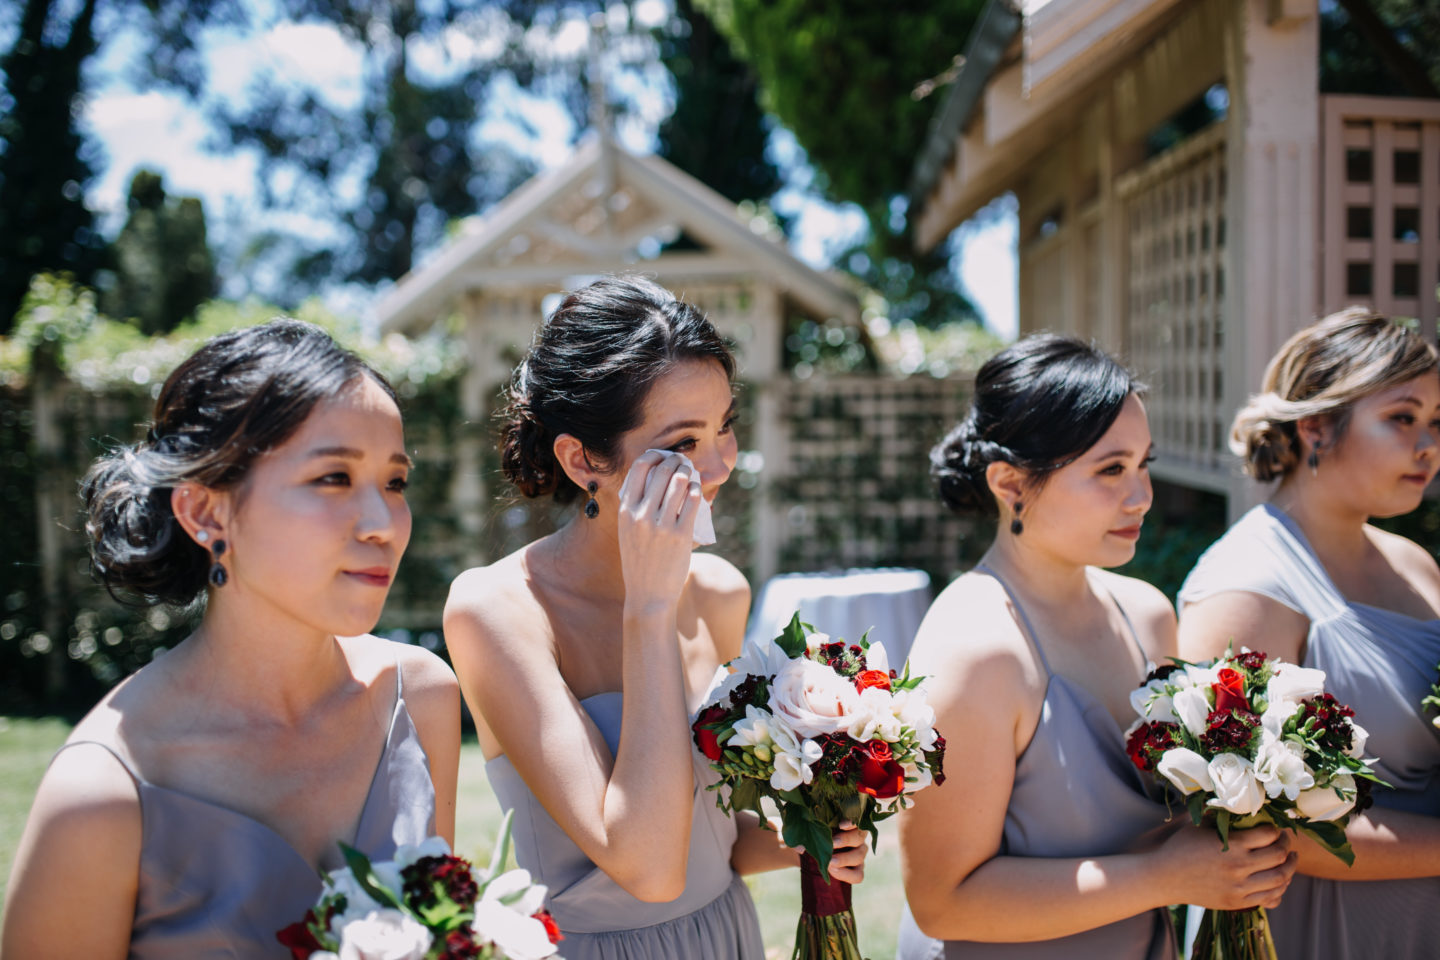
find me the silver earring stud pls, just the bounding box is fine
[196,530,210,543]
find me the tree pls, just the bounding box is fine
[104,169,217,334]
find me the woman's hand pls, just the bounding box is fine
[1157,823,1296,911]
[616,450,703,615]
[827,819,869,885]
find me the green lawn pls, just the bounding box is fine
[3,717,904,957]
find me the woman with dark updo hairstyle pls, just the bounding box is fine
[444,275,865,960]
[895,334,1294,960]
[1178,308,1440,959]
[2,320,460,959]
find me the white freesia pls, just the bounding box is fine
[846,686,903,743]
[901,758,933,792]
[1253,736,1314,800]
[1130,678,1180,724]
[894,686,940,750]
[1184,663,1221,688]
[1346,720,1369,759]
[769,729,823,792]
[1207,753,1265,816]
[1157,747,1215,795]
[1260,697,1301,738]
[337,909,430,960]
[1267,663,1327,703]
[768,657,859,739]
[1172,685,1213,738]
[1294,772,1357,822]
[471,900,559,960]
[327,870,395,928]
[731,705,778,761]
[483,868,549,918]
[311,954,340,960]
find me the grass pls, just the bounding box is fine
[2,717,905,956]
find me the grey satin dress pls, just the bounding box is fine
[1180,504,1440,960]
[55,652,436,959]
[897,565,1178,960]
[485,691,765,960]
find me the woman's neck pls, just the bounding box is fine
[980,535,1093,611]
[1270,475,1371,561]
[535,511,629,602]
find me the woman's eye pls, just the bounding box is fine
[1394,413,1416,425]
[720,415,737,435]
[1141,454,1157,469]
[668,438,698,453]
[388,476,410,493]
[1099,463,1125,476]
[316,472,350,486]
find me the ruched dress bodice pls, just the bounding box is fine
[485,692,764,960]
[897,567,1177,960]
[57,655,436,960]
[1180,504,1440,959]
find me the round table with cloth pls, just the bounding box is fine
[744,568,932,667]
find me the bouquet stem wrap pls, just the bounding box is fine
[1191,905,1278,960]
[792,853,862,960]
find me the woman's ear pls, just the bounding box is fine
[1295,415,1332,456]
[552,434,601,492]
[985,460,1028,516]
[170,482,229,549]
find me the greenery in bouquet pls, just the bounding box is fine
[1125,648,1385,958]
[691,613,946,959]
[276,813,562,960]
[1423,663,1440,729]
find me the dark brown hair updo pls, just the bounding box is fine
[931,334,1144,516]
[1230,308,1438,481]
[499,275,735,502]
[81,319,398,606]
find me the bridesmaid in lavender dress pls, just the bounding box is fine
[443,276,867,960]
[897,335,1295,960]
[1179,309,1440,959]
[2,321,460,959]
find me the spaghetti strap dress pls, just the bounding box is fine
[52,647,436,959]
[485,690,766,960]
[897,565,1178,960]
[1179,503,1440,960]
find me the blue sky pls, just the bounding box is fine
[64,3,1018,337]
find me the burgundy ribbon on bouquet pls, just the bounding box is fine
[799,852,853,918]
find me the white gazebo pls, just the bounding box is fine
[373,135,860,583]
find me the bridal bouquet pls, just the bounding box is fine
[1126,649,1383,960]
[277,813,563,960]
[1423,663,1440,728]
[692,614,946,960]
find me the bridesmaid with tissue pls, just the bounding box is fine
[443,276,865,959]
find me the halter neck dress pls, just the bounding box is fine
[897,565,1178,960]
[1179,503,1440,959]
[485,690,765,960]
[53,648,436,959]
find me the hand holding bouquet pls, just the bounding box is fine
[1126,648,1384,959]
[277,813,563,960]
[692,614,946,960]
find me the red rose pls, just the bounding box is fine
[1212,667,1249,715]
[533,909,564,945]
[856,738,906,799]
[691,704,729,761]
[276,911,326,960]
[854,669,891,693]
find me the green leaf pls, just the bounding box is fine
[1298,819,1355,866]
[339,843,406,911]
[775,613,809,659]
[1215,809,1232,851]
[487,808,515,878]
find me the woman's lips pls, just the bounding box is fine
[1109,525,1143,541]
[344,567,392,587]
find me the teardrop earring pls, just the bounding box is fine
[584,481,600,519]
[208,539,228,587]
[1307,445,1320,476]
[1010,502,1024,536]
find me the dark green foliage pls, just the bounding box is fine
[104,170,217,334]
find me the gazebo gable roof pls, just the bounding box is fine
[375,137,858,334]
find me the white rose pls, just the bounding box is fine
[1346,721,1369,759]
[471,901,559,960]
[1172,685,1213,739]
[1206,753,1265,816]
[1157,747,1215,795]
[1294,772,1357,822]
[846,686,902,743]
[1253,737,1314,801]
[1130,679,1180,724]
[337,910,430,960]
[1267,663,1327,703]
[311,954,341,960]
[768,657,859,739]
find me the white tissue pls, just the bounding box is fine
[644,449,716,546]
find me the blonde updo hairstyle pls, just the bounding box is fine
[1230,308,1439,481]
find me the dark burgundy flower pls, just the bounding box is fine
[1126,721,1181,772]
[691,703,730,761]
[276,909,327,960]
[1212,667,1250,715]
[926,732,947,787]
[1145,663,1182,683]
[1200,708,1260,753]
[402,854,478,910]
[1298,694,1357,753]
[1234,650,1268,672]
[856,739,906,799]
[436,927,482,960]
[533,909,564,945]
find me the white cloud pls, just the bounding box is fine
[954,196,1018,339]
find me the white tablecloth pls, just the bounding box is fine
[745,568,932,668]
